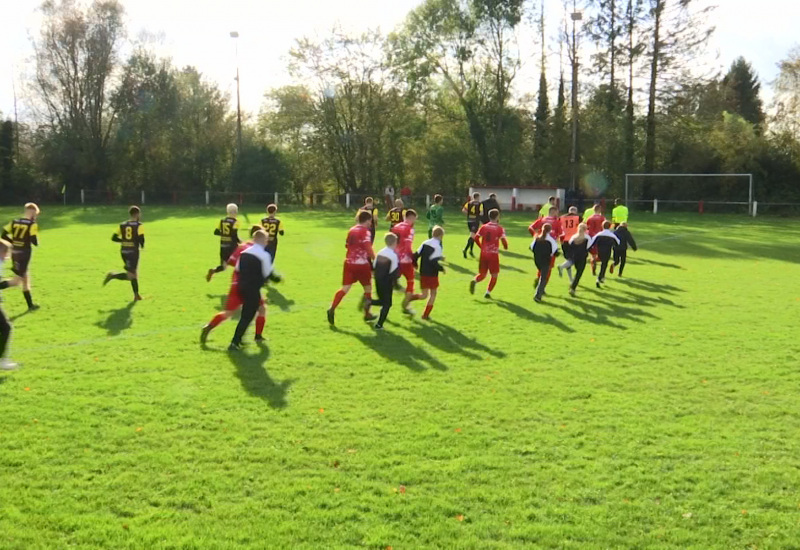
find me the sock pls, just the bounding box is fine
[112,273,128,281]
[214,265,225,273]
[255,315,266,336]
[209,313,227,329]
[363,293,372,313]
[469,238,475,253]
[423,304,433,318]
[488,276,498,292]
[131,279,139,295]
[331,289,346,310]
[464,238,472,252]
[23,291,34,308]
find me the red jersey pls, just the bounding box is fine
[476,222,507,256]
[560,215,581,242]
[227,241,253,285]
[586,214,606,237]
[390,221,415,264]
[529,216,564,240]
[345,224,374,265]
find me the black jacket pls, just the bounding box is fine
[614,227,638,251]
[414,242,445,277]
[374,255,399,284]
[592,232,620,259]
[480,198,500,223]
[237,246,274,294]
[531,238,557,269]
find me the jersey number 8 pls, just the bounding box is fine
[125,226,133,240]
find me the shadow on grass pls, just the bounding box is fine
[443,262,475,275]
[227,342,293,408]
[96,302,135,336]
[501,263,528,274]
[615,277,685,295]
[501,249,533,261]
[9,309,32,323]
[336,327,448,372]
[405,319,506,360]
[610,287,686,310]
[494,299,576,333]
[266,287,295,312]
[628,257,685,270]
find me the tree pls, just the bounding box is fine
[0,120,13,191]
[721,57,765,129]
[586,0,625,102]
[30,0,126,189]
[532,0,549,183]
[773,46,800,142]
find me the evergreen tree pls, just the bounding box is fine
[721,57,765,129]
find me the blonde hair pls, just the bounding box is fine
[226,203,239,216]
[384,233,398,246]
[394,198,404,208]
[572,223,588,243]
[25,202,40,215]
[432,225,444,238]
[252,229,269,245]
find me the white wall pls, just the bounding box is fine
[469,187,565,211]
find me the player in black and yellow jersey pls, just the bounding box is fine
[461,192,484,258]
[385,198,407,228]
[206,203,241,282]
[357,197,378,243]
[260,203,284,262]
[103,206,144,301]
[1,202,41,311]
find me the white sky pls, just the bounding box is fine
[1,0,798,120]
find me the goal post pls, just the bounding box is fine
[624,173,754,215]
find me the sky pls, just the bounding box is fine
[1,0,798,121]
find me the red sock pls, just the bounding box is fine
[363,293,372,312]
[423,304,433,318]
[331,289,346,310]
[208,313,227,329]
[255,315,265,336]
[488,276,498,292]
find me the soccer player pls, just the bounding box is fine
[327,210,376,326]
[567,223,592,297]
[528,206,563,287]
[103,206,144,301]
[461,192,483,258]
[358,197,378,243]
[611,222,638,276]
[206,203,241,282]
[229,231,277,351]
[585,204,607,275]
[481,193,500,224]
[261,203,284,262]
[469,209,507,299]
[612,198,629,227]
[557,206,582,282]
[386,199,407,228]
[531,224,558,302]
[592,221,621,288]
[367,233,400,330]
[391,210,423,314]
[426,194,444,238]
[414,225,445,320]
[583,202,600,225]
[2,202,41,311]
[0,238,22,370]
[539,196,557,218]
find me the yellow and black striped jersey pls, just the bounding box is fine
[463,201,484,220]
[260,216,284,244]
[2,218,39,250]
[217,217,240,247]
[115,221,144,249]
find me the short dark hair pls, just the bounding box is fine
[405,209,418,219]
[614,198,622,205]
[357,210,373,224]
[365,197,373,204]
[603,220,611,230]
[489,193,497,199]
[267,203,278,214]
[488,208,500,221]
[129,206,141,216]
[472,192,480,200]
[250,225,262,237]
[549,196,556,202]
[433,194,443,204]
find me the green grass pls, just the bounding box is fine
[1,206,799,549]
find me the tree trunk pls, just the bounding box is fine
[644,0,662,175]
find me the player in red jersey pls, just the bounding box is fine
[390,209,424,314]
[327,210,377,326]
[200,229,268,344]
[585,204,606,275]
[469,209,507,299]
[528,206,564,287]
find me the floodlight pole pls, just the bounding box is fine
[231,31,242,159]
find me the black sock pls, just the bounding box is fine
[214,265,225,273]
[465,237,473,252]
[23,291,34,308]
[112,272,128,281]
[131,279,139,296]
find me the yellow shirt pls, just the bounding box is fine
[612,205,629,224]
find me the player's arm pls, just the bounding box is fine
[367,243,376,263]
[473,228,483,249]
[233,220,241,244]
[628,231,638,251]
[461,202,469,214]
[138,225,145,249]
[385,211,392,221]
[501,236,508,250]
[112,226,122,242]
[214,220,222,236]
[278,220,284,236]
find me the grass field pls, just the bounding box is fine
[0,205,799,549]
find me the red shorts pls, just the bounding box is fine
[420,275,439,290]
[479,255,500,275]
[224,285,264,311]
[343,262,372,287]
[399,263,415,292]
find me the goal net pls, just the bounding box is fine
[624,173,754,215]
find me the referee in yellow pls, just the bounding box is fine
[612,198,629,227]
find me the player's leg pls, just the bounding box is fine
[618,249,627,276]
[597,253,610,286]
[254,300,267,342]
[535,262,550,302]
[375,280,393,329]
[362,279,376,321]
[486,257,500,297]
[570,256,586,296]
[201,287,241,344]
[15,252,37,310]
[422,288,436,320]
[230,293,259,350]
[463,225,473,258]
[470,258,488,294]
[329,262,354,323]
[0,306,15,370]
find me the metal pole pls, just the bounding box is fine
[570,8,582,192]
[231,32,242,159]
[749,174,753,216]
[625,174,629,206]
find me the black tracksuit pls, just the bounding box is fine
[371,252,400,327]
[415,242,445,277]
[613,227,638,276]
[232,247,274,346]
[480,199,500,224]
[593,231,620,282]
[569,238,591,290]
[531,238,557,299]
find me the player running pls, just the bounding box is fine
[103,206,144,301]
[529,206,564,288]
[327,210,377,326]
[260,203,284,262]
[358,197,378,243]
[391,210,424,314]
[556,206,582,282]
[612,198,629,227]
[469,209,507,299]
[567,223,592,297]
[2,202,41,311]
[367,233,401,330]
[462,192,483,258]
[426,194,444,238]
[414,225,445,320]
[386,199,407,228]
[611,222,638,276]
[531,224,559,302]
[539,196,557,218]
[585,204,607,275]
[206,203,241,282]
[0,238,22,370]
[592,221,621,288]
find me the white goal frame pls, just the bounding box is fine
[624,173,754,215]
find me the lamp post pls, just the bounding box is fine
[230,31,242,158]
[570,8,582,191]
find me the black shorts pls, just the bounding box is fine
[122,250,140,273]
[561,242,573,260]
[220,245,237,266]
[10,249,31,277]
[467,221,480,233]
